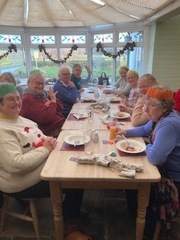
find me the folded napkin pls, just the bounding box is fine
[67,113,85,121]
[110,159,144,172]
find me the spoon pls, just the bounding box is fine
[74,140,80,147]
[121,134,134,151]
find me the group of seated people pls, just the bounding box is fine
[0,64,180,240]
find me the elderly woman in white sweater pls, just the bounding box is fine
[0,82,83,232]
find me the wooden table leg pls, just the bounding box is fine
[136,183,151,240]
[50,181,64,240]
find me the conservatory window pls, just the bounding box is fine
[94,33,113,43]
[30,48,58,78]
[118,31,143,42]
[61,35,86,44]
[0,34,22,44]
[30,35,55,44]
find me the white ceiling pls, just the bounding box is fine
[0,0,179,28]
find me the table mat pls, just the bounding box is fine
[82,100,96,103]
[60,141,84,151]
[67,113,86,121]
[117,149,146,157]
[117,117,131,122]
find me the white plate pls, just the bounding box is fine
[64,134,90,145]
[110,111,130,119]
[116,139,146,154]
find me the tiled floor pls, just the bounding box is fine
[0,189,180,240]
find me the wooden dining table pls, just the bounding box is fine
[63,101,128,131]
[41,127,161,240]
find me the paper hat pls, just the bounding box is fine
[0,83,17,98]
[146,87,174,100]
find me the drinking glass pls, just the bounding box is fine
[84,130,94,155]
[103,80,107,88]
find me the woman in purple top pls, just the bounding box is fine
[54,66,81,118]
[116,85,180,239]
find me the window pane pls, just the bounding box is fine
[92,48,113,83]
[30,35,55,44]
[30,48,58,78]
[118,31,143,42]
[59,48,88,76]
[0,34,22,44]
[94,34,113,43]
[61,35,86,44]
[116,47,144,77]
[0,47,27,85]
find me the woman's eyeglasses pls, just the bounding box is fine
[3,96,22,103]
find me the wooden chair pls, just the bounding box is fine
[153,213,180,240]
[0,194,40,239]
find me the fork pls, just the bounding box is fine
[74,140,80,147]
[121,134,134,150]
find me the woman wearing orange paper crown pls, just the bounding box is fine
[116,85,180,239]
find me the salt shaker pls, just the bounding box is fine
[91,130,99,143]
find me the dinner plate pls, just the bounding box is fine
[116,139,146,154]
[64,134,90,145]
[110,111,130,119]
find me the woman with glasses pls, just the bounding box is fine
[0,82,85,239]
[118,70,142,109]
[104,65,131,96]
[116,85,180,239]
[71,64,91,93]
[20,71,65,138]
[54,66,81,118]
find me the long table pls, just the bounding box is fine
[41,128,161,240]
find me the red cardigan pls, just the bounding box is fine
[174,89,180,112]
[20,94,65,137]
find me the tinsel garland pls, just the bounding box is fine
[0,44,17,60]
[96,41,136,58]
[38,44,78,64]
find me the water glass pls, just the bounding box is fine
[84,130,94,155]
[103,80,107,88]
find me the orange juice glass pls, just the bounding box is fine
[109,126,116,140]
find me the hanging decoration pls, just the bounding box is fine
[38,44,78,64]
[96,41,136,59]
[0,44,17,60]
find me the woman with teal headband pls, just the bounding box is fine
[0,82,84,236]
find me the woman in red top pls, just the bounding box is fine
[20,72,65,137]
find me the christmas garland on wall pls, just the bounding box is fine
[96,41,136,58]
[0,44,17,60]
[38,44,78,64]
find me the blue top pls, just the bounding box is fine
[126,111,180,181]
[53,80,81,118]
[71,73,91,90]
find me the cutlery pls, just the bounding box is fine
[121,134,134,150]
[74,140,80,147]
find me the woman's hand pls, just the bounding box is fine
[49,87,57,103]
[116,128,126,138]
[43,137,57,152]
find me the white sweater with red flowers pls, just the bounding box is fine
[0,116,49,193]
